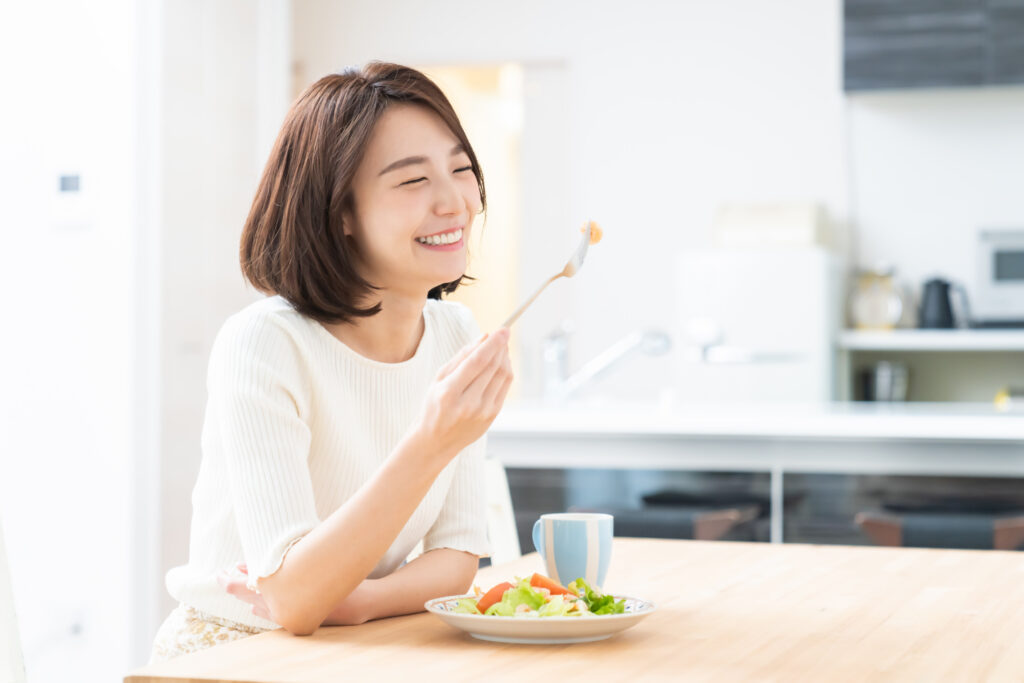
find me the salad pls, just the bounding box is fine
[452,573,626,617]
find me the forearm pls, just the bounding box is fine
[258,430,453,634]
[338,548,478,624]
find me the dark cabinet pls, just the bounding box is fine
[990,0,1024,83]
[844,0,1024,91]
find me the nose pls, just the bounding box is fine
[432,173,464,217]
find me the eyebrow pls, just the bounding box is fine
[377,143,467,176]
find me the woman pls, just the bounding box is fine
[149,62,513,662]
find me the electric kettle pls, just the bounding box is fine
[919,278,971,329]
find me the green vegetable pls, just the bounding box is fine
[452,598,482,614]
[484,576,545,615]
[567,578,626,615]
[537,595,582,617]
[449,575,625,618]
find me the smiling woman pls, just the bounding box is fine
[150,62,514,662]
[239,66,487,323]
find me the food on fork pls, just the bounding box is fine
[581,220,603,245]
[452,573,626,617]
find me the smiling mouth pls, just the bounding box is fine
[415,227,464,246]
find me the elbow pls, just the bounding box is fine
[281,619,319,637]
[271,603,321,637]
[260,582,323,637]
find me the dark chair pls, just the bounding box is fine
[855,510,1024,550]
[568,504,760,541]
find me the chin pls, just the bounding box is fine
[438,259,467,284]
[434,273,465,289]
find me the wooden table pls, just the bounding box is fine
[125,538,1024,682]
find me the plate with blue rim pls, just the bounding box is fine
[423,594,656,644]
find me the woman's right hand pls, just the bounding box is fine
[415,327,513,465]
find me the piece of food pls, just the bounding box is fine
[568,578,626,615]
[450,575,625,617]
[529,573,574,596]
[474,581,514,613]
[581,220,603,245]
[453,600,484,615]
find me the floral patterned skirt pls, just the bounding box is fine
[148,603,270,664]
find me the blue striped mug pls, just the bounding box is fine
[531,512,614,589]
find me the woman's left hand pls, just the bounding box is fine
[217,563,272,621]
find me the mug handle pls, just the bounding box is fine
[532,519,545,560]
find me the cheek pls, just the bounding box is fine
[367,195,418,240]
[463,181,483,214]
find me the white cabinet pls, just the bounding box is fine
[671,248,844,403]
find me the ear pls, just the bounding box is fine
[341,205,355,238]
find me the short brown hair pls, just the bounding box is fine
[239,62,486,324]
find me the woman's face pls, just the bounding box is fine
[343,103,482,299]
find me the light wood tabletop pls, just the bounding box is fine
[125,538,1024,682]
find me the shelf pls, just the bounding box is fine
[838,329,1024,352]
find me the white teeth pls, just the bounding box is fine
[417,228,463,246]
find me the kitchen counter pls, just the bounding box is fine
[125,538,1024,682]
[492,400,1024,442]
[489,401,1024,543]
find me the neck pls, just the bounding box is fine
[322,291,428,363]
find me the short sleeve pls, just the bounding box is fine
[208,312,321,586]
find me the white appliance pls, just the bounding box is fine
[672,247,843,403]
[974,228,1024,326]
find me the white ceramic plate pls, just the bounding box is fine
[424,594,656,644]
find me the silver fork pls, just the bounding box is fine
[502,221,594,328]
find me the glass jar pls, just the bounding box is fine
[849,266,905,330]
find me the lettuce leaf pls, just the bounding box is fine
[483,576,546,616]
[452,598,482,614]
[567,578,626,615]
[538,595,583,617]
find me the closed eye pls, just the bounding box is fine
[398,166,474,187]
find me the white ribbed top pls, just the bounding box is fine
[165,295,492,630]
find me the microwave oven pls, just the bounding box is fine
[974,228,1024,327]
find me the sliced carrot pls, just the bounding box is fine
[529,573,574,596]
[475,581,514,613]
[581,221,603,245]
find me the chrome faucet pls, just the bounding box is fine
[542,322,672,402]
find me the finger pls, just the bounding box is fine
[446,328,509,392]
[237,562,248,573]
[459,342,507,405]
[484,373,513,418]
[218,574,244,597]
[436,335,485,381]
[227,584,260,607]
[481,353,513,410]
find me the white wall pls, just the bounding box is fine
[0,0,139,680]
[291,0,850,400]
[0,1,292,676]
[847,86,1024,309]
